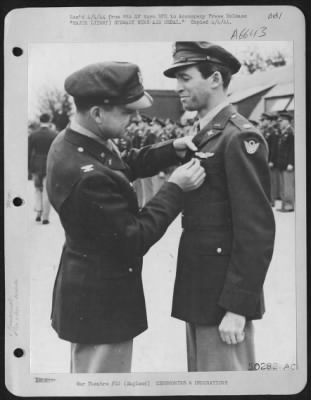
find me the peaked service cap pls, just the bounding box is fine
[65,61,153,110]
[278,111,293,121]
[163,41,241,78]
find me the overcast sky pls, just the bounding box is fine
[28,41,292,119]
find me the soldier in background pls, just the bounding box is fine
[249,119,259,128]
[260,112,280,206]
[28,113,58,224]
[164,118,177,139]
[276,111,295,212]
[140,117,167,206]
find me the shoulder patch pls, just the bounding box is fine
[81,164,94,173]
[244,139,260,154]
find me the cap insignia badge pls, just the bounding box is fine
[172,43,177,56]
[137,70,143,85]
[207,130,214,136]
[244,139,260,154]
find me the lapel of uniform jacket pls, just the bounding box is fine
[65,129,128,171]
[192,104,236,150]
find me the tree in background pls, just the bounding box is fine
[37,88,73,132]
[242,49,287,74]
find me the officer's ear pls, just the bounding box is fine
[209,71,223,89]
[89,105,103,124]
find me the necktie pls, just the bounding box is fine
[107,139,121,158]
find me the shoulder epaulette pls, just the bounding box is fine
[230,113,262,138]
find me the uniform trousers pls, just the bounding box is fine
[186,321,255,371]
[269,167,281,204]
[32,174,51,220]
[70,339,133,373]
[280,170,295,210]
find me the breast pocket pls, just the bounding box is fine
[201,156,223,175]
[177,230,232,288]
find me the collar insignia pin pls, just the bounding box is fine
[137,70,143,85]
[172,43,177,56]
[81,164,94,173]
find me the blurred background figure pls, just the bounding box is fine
[249,119,259,128]
[28,113,58,224]
[276,111,295,212]
[259,112,281,207]
[139,117,167,206]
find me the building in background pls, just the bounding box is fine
[228,64,294,121]
[142,63,293,124]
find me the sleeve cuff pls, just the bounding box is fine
[218,282,261,317]
[153,140,181,166]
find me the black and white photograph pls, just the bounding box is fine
[4,6,307,397]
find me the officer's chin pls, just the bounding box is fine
[182,104,196,112]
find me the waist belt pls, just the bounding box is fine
[65,235,113,253]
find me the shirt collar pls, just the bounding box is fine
[70,118,109,147]
[199,100,230,130]
[70,118,121,158]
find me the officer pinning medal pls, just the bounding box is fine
[46,61,205,373]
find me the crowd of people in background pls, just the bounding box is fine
[114,110,295,212]
[115,113,195,153]
[113,113,197,207]
[252,111,295,212]
[28,108,294,221]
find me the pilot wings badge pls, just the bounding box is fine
[244,139,260,154]
[194,151,215,160]
[172,42,177,56]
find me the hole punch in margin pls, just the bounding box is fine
[12,47,23,57]
[14,348,24,358]
[13,197,24,207]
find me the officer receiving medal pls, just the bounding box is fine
[163,41,275,371]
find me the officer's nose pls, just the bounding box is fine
[176,79,184,94]
[130,111,138,121]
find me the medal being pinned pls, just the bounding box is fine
[244,139,260,155]
[195,151,215,160]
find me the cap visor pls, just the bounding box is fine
[163,61,201,78]
[125,92,153,110]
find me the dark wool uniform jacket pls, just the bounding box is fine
[28,126,58,175]
[46,128,183,344]
[172,105,275,326]
[276,126,295,171]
